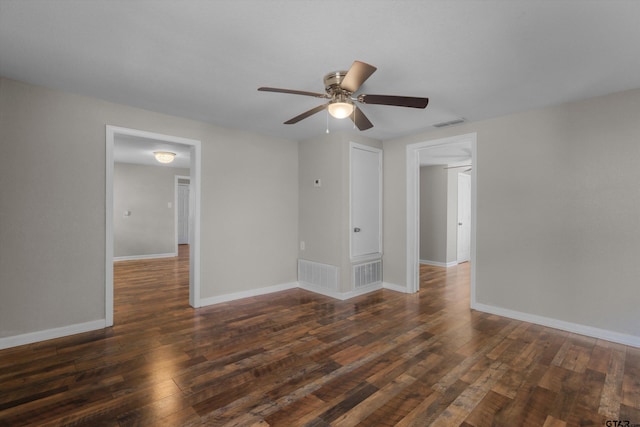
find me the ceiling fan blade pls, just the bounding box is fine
[258,87,327,98]
[340,61,377,93]
[358,94,429,109]
[284,103,328,124]
[350,106,374,131]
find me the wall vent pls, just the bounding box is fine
[298,259,339,291]
[353,260,382,289]
[433,118,465,128]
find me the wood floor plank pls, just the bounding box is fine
[462,390,512,427]
[0,250,638,426]
[623,346,640,410]
[432,361,508,426]
[393,389,444,427]
[599,348,626,419]
[357,377,438,426]
[331,373,416,427]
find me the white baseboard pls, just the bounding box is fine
[473,302,640,348]
[383,282,412,293]
[341,283,384,300]
[114,252,177,261]
[298,281,343,299]
[199,281,299,306]
[0,319,106,350]
[299,281,385,301]
[420,259,458,268]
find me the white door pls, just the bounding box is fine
[351,144,382,258]
[178,183,190,244]
[457,173,471,263]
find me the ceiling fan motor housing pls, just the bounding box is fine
[324,71,350,95]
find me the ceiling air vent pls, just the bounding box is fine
[433,118,465,128]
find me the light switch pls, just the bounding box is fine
[168,202,172,208]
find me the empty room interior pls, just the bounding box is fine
[1,1,639,426]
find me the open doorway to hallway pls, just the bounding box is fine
[105,126,202,327]
[406,133,476,303]
[418,145,472,292]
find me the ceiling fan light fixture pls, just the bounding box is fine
[327,100,354,119]
[258,60,429,131]
[154,151,176,164]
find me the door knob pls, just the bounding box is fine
[354,227,361,232]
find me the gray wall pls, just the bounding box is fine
[383,88,640,339]
[298,133,343,267]
[2,74,639,344]
[419,166,448,263]
[298,131,382,292]
[113,163,189,258]
[0,77,298,338]
[420,166,462,265]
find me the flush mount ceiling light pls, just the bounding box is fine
[154,151,176,164]
[327,94,354,119]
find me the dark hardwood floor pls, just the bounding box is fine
[1,248,639,426]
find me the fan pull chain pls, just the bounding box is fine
[326,109,330,134]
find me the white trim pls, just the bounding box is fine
[406,133,477,303]
[474,303,640,348]
[419,259,458,268]
[339,282,383,300]
[349,142,383,261]
[175,175,179,253]
[199,282,299,306]
[175,175,190,252]
[189,142,201,307]
[106,125,202,321]
[0,320,106,350]
[382,282,411,293]
[114,253,177,262]
[299,281,384,301]
[350,254,383,264]
[105,128,114,327]
[298,282,343,299]
[456,172,472,263]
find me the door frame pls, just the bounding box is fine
[457,172,471,263]
[406,132,477,306]
[175,175,190,250]
[105,125,202,327]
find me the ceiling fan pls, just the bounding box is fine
[258,60,429,131]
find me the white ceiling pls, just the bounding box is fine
[114,134,191,169]
[2,1,640,143]
[419,142,472,167]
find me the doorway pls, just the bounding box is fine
[406,133,477,306]
[105,126,202,327]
